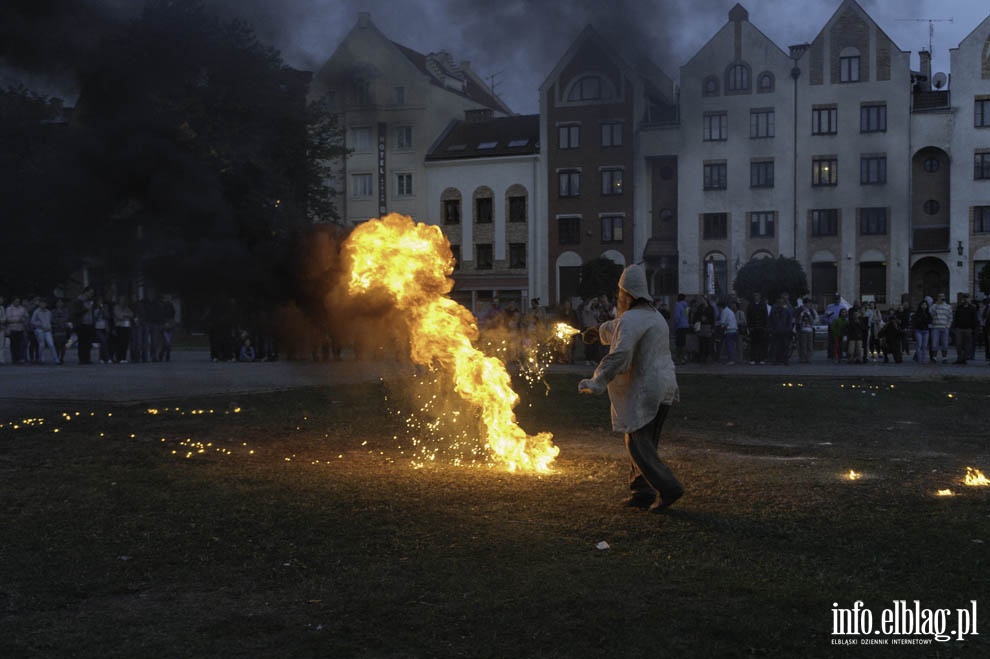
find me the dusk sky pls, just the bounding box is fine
[1,0,988,114]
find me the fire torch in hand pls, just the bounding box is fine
[580,325,600,344]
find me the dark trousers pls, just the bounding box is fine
[749,328,767,362]
[77,325,94,364]
[626,405,683,503]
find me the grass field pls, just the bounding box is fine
[1,372,988,658]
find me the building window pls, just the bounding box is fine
[353,78,370,105]
[351,126,372,151]
[757,72,774,93]
[750,211,775,238]
[558,124,580,149]
[703,76,719,97]
[812,107,838,135]
[859,262,886,303]
[974,99,989,127]
[703,213,727,240]
[703,112,727,141]
[558,216,580,245]
[443,198,461,224]
[475,196,493,223]
[860,207,887,235]
[811,209,838,236]
[393,125,412,151]
[601,168,624,195]
[923,157,940,173]
[508,195,526,223]
[750,109,775,138]
[750,160,774,188]
[860,156,887,184]
[351,173,372,198]
[601,122,623,147]
[974,206,990,233]
[923,199,941,215]
[601,215,624,242]
[567,75,612,101]
[558,170,580,197]
[839,54,861,82]
[976,153,990,180]
[749,211,777,238]
[395,173,413,196]
[703,162,727,190]
[860,104,886,132]
[393,86,405,105]
[509,243,526,269]
[812,157,838,186]
[726,63,750,92]
[476,243,493,269]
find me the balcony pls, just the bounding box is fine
[912,91,950,112]
[911,225,949,253]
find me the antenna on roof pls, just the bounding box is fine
[486,69,504,99]
[897,17,953,58]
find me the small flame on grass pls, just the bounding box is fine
[846,470,862,481]
[964,467,989,487]
[936,489,955,497]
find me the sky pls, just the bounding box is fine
[1,0,988,114]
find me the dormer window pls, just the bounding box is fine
[566,75,614,102]
[839,47,861,82]
[726,63,750,93]
[757,72,774,93]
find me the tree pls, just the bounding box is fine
[65,0,348,308]
[978,262,990,298]
[732,256,809,302]
[578,258,624,301]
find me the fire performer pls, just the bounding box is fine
[578,264,684,513]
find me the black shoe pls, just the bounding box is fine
[649,490,684,514]
[623,495,655,509]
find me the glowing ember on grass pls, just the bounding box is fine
[936,489,955,497]
[846,470,862,481]
[343,213,559,473]
[963,467,989,487]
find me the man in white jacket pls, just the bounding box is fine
[578,264,684,513]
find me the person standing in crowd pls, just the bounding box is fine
[912,299,933,364]
[158,293,176,362]
[5,296,29,364]
[796,298,818,364]
[696,294,716,363]
[980,298,990,361]
[830,308,849,364]
[717,299,738,365]
[896,301,913,357]
[144,292,163,362]
[846,306,868,364]
[952,293,978,364]
[579,264,683,514]
[747,292,769,365]
[929,293,952,364]
[672,293,690,364]
[733,300,748,362]
[880,310,904,363]
[93,296,111,364]
[71,287,96,365]
[51,297,70,365]
[26,296,40,363]
[113,295,134,363]
[29,297,56,364]
[823,294,844,361]
[768,294,794,365]
[867,301,884,362]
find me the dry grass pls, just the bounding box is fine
[1,373,988,657]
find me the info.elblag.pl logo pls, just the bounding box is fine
[831,600,979,646]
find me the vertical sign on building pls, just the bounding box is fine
[377,122,387,216]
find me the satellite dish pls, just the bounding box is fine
[933,72,947,89]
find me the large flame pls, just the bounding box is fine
[343,213,559,472]
[963,467,988,487]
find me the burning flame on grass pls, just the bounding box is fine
[846,470,862,481]
[936,489,955,497]
[343,213,559,473]
[964,467,989,487]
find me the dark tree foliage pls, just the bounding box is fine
[732,256,809,302]
[578,258,624,301]
[61,0,347,308]
[978,262,990,297]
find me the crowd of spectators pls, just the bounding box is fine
[1,287,177,366]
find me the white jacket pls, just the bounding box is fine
[583,304,679,433]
